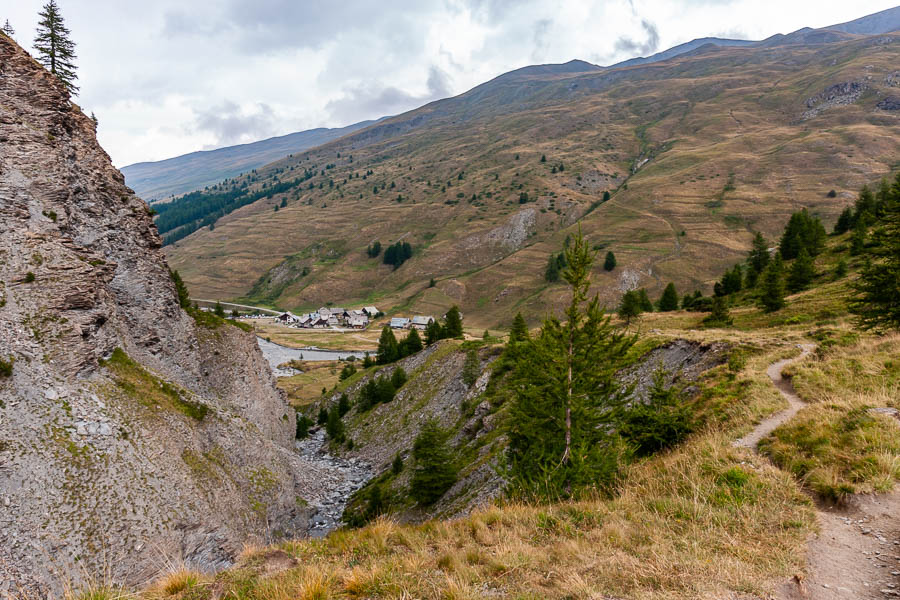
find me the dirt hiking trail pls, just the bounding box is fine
[734,344,816,449]
[734,344,900,599]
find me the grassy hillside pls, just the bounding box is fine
[86,218,900,599]
[165,34,900,329]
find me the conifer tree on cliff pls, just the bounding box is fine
[1,19,15,38]
[34,1,78,94]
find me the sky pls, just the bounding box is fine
[4,1,898,167]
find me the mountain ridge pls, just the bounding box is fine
[125,6,900,205]
[122,119,378,202]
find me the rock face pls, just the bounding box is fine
[877,96,900,110]
[802,80,868,120]
[0,36,308,596]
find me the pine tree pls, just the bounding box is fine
[462,349,480,387]
[702,295,733,327]
[424,319,442,345]
[721,265,743,295]
[1,19,14,37]
[317,405,329,426]
[619,369,694,456]
[545,254,560,282]
[787,247,815,293]
[758,254,786,313]
[506,230,635,498]
[168,268,191,309]
[779,209,826,259]
[509,313,529,343]
[443,306,464,338]
[747,232,770,278]
[636,289,654,313]
[390,367,407,389]
[618,290,641,325]
[854,184,877,223]
[295,413,313,439]
[376,375,396,403]
[834,207,853,234]
[337,393,351,417]
[391,454,404,475]
[326,408,345,443]
[34,1,79,94]
[362,353,374,368]
[658,282,679,311]
[410,420,458,505]
[604,251,616,271]
[834,258,848,280]
[376,325,400,364]
[850,219,867,256]
[850,184,900,330]
[403,327,423,354]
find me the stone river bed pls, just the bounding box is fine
[295,428,374,537]
[255,337,374,535]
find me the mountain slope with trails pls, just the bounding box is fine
[165,25,900,328]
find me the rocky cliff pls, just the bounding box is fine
[0,36,308,597]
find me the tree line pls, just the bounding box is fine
[153,171,319,245]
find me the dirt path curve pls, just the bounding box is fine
[735,343,900,599]
[733,343,815,449]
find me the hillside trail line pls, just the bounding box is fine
[733,343,815,449]
[734,343,900,599]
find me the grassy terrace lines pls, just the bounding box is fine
[166,36,900,327]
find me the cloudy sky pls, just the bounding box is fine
[5,0,898,166]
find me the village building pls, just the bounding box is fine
[363,306,380,317]
[347,314,368,329]
[390,317,410,329]
[411,315,434,330]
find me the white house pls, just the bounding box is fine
[363,306,380,317]
[277,311,299,323]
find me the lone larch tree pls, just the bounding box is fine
[34,1,78,94]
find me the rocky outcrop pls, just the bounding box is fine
[618,339,731,403]
[0,36,308,596]
[876,95,900,110]
[802,81,868,120]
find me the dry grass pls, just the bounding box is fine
[277,360,345,406]
[251,319,382,351]
[760,333,900,502]
[139,424,813,600]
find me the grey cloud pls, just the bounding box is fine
[220,0,438,53]
[531,18,552,61]
[325,65,452,124]
[614,19,660,56]
[462,0,522,23]
[191,101,278,148]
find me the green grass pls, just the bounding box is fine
[760,333,900,502]
[102,349,209,421]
